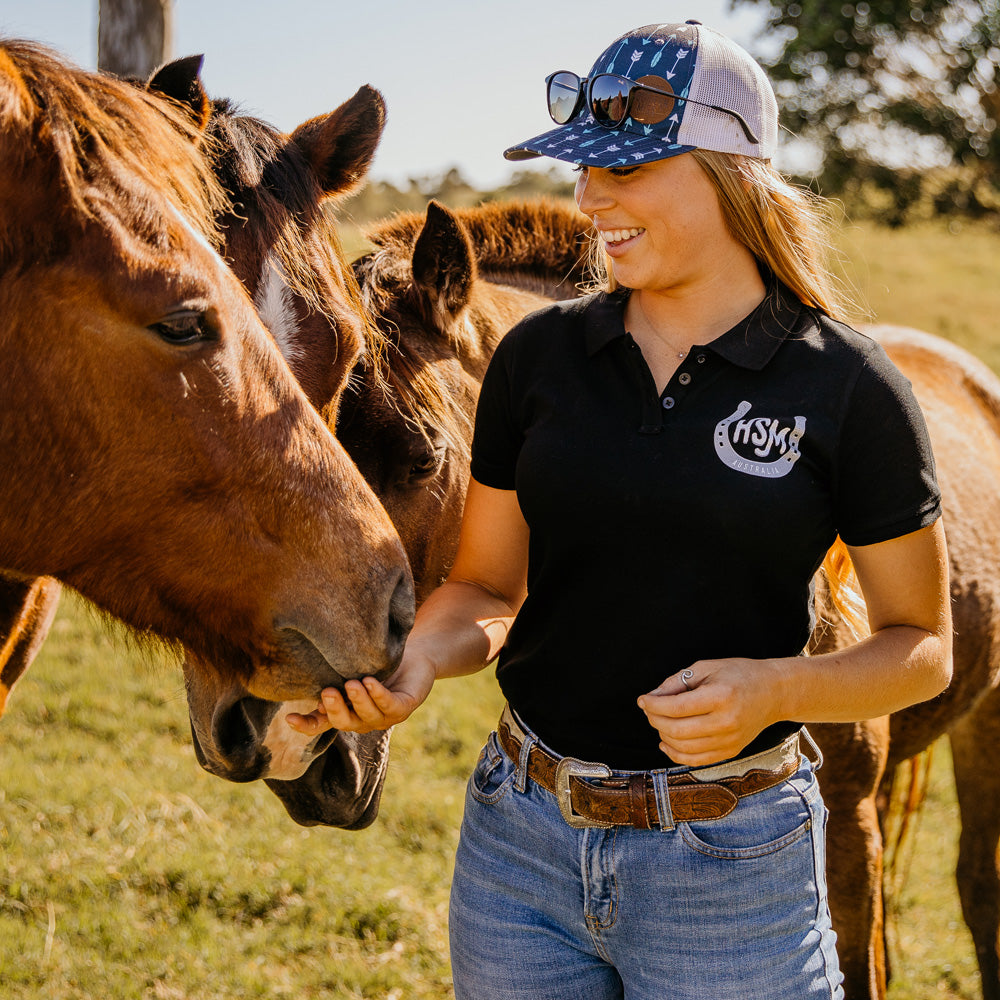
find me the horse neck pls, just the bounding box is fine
[464,281,555,365]
[460,201,590,304]
[479,268,582,302]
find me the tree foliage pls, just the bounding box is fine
[732,1,1000,206]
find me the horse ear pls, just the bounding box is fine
[289,85,386,199]
[146,55,211,132]
[411,200,477,332]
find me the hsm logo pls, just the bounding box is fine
[714,401,806,479]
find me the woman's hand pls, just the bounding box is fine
[637,657,784,766]
[286,653,437,736]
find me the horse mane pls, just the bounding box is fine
[206,99,383,365]
[0,38,226,261]
[364,197,592,299]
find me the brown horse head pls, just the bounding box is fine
[146,56,384,422]
[343,199,590,599]
[134,56,414,799]
[0,41,413,784]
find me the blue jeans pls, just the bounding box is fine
[449,722,844,999]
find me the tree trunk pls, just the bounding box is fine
[97,0,173,78]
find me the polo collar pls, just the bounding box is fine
[582,275,816,370]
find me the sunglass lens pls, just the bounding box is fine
[547,72,582,124]
[631,75,675,124]
[589,75,632,127]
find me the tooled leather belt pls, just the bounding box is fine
[496,713,800,829]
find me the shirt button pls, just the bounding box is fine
[678,372,691,385]
[662,396,675,409]
[696,354,706,364]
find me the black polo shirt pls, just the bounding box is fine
[470,278,941,770]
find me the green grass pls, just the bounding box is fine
[1,593,502,999]
[883,742,980,998]
[2,218,999,998]
[835,218,1000,370]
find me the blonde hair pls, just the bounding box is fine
[582,150,869,639]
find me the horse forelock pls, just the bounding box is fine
[207,101,383,368]
[386,337,476,463]
[0,39,226,255]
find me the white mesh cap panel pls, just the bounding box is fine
[677,24,778,158]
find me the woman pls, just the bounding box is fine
[290,20,951,999]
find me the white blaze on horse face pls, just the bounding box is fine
[261,698,326,780]
[254,256,302,365]
[164,199,232,280]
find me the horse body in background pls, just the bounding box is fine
[344,197,1000,998]
[870,325,1000,999]
[0,41,413,819]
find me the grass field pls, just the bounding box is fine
[2,218,998,998]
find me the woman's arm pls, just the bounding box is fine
[287,479,529,735]
[638,519,953,765]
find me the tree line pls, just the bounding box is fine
[731,0,999,224]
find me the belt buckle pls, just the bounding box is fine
[554,756,614,828]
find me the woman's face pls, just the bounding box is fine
[574,153,750,295]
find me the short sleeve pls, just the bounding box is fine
[470,331,522,490]
[834,345,941,546]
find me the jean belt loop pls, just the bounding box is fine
[800,726,823,772]
[651,770,675,832]
[515,731,537,794]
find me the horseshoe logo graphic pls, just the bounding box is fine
[714,401,806,479]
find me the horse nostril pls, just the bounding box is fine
[386,570,415,667]
[209,697,274,781]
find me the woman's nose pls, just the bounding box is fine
[575,168,612,215]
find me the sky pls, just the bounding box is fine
[0,0,769,189]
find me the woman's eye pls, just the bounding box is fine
[150,311,214,345]
[609,165,640,177]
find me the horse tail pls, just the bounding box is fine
[819,537,870,642]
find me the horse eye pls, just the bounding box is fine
[150,310,214,345]
[408,443,446,483]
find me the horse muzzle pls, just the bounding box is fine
[189,691,338,783]
[254,568,415,702]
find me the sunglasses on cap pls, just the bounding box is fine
[545,71,761,146]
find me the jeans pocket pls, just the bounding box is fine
[468,731,515,805]
[679,777,814,860]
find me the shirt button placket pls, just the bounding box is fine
[663,365,695,412]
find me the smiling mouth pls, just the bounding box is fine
[600,227,645,246]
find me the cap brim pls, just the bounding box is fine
[504,113,694,168]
